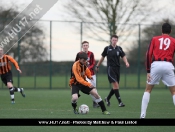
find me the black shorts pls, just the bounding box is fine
[71,84,94,96]
[1,71,13,86]
[107,66,120,83]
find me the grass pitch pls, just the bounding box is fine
[0,89,175,132]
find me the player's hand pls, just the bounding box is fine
[95,66,99,73]
[89,84,95,88]
[126,62,129,68]
[147,73,151,82]
[17,69,22,74]
[90,77,93,80]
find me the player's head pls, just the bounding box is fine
[0,47,4,57]
[111,35,118,45]
[162,23,171,34]
[78,52,88,65]
[82,41,89,53]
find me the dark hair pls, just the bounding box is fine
[162,23,171,34]
[111,35,118,39]
[82,41,89,45]
[78,52,88,60]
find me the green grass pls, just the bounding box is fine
[0,74,167,89]
[0,89,175,132]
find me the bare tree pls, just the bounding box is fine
[0,7,48,63]
[63,0,158,43]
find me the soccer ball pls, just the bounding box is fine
[79,104,89,114]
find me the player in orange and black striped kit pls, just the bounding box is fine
[75,41,99,108]
[69,52,110,115]
[0,47,25,104]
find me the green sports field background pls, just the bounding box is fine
[0,67,173,132]
[0,74,168,89]
[0,89,175,132]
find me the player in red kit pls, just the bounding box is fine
[74,41,99,108]
[140,23,175,118]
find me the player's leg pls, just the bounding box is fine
[87,75,99,108]
[7,82,15,104]
[1,73,15,104]
[107,66,124,106]
[112,82,125,107]
[10,86,25,97]
[104,66,115,106]
[7,71,25,99]
[161,62,175,108]
[7,82,25,104]
[71,85,79,114]
[140,62,162,118]
[89,89,110,115]
[104,89,114,106]
[169,86,175,106]
[140,84,154,118]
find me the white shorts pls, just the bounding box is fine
[147,61,175,87]
[86,75,96,87]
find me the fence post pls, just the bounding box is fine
[34,64,36,89]
[138,24,141,89]
[50,21,52,90]
[65,66,68,88]
[80,22,83,50]
[18,32,21,88]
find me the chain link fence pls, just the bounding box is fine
[0,20,169,89]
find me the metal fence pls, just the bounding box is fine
[0,20,169,89]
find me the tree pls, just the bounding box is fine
[63,0,158,43]
[128,19,175,72]
[0,7,48,63]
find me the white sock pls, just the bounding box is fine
[172,95,175,105]
[90,89,98,102]
[140,92,150,118]
[95,98,102,103]
[17,88,21,92]
[11,95,14,99]
[90,94,96,101]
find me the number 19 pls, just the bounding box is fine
[159,38,170,50]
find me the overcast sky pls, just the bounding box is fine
[1,0,174,62]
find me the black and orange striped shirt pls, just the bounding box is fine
[69,60,92,87]
[75,51,96,75]
[0,55,19,75]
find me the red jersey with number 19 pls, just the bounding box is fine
[146,34,175,73]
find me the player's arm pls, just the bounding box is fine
[146,38,154,73]
[85,67,92,79]
[72,63,91,87]
[122,56,129,68]
[96,56,104,68]
[95,56,104,72]
[96,46,107,71]
[119,47,129,68]
[7,55,22,73]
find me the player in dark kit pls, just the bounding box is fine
[0,47,25,104]
[75,41,99,108]
[69,52,110,115]
[140,22,175,118]
[96,35,129,107]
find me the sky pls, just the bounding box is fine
[0,0,174,62]
[1,0,108,62]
